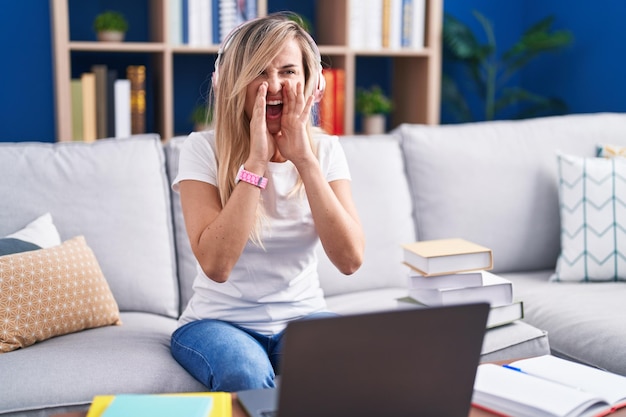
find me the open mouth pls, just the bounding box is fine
[266,100,283,119]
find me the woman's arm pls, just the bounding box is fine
[296,158,365,275]
[178,177,262,283]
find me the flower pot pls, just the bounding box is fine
[362,114,386,134]
[97,31,125,42]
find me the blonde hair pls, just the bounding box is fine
[211,13,321,245]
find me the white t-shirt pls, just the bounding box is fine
[173,130,351,335]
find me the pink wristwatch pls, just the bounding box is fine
[235,165,268,189]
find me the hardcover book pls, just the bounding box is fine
[80,72,97,143]
[408,270,512,307]
[402,238,493,276]
[126,65,146,135]
[397,296,523,329]
[408,270,484,290]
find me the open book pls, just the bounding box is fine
[473,355,626,417]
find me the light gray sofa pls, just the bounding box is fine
[1,112,624,416]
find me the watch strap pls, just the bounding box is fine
[236,165,268,189]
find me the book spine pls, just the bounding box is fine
[390,0,403,49]
[348,0,364,49]
[126,65,146,135]
[80,72,97,143]
[182,0,189,44]
[382,0,391,48]
[401,0,412,48]
[70,79,83,141]
[411,0,426,49]
[114,79,131,138]
[106,69,118,139]
[245,0,257,20]
[334,69,345,135]
[91,65,108,139]
[169,0,183,45]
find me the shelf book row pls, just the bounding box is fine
[350,0,426,50]
[397,238,523,328]
[169,0,258,47]
[318,68,345,136]
[70,65,146,142]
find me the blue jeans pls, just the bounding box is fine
[170,312,338,392]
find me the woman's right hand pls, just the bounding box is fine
[248,82,274,168]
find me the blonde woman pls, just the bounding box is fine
[170,13,365,391]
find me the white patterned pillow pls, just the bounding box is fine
[0,236,121,352]
[552,152,626,281]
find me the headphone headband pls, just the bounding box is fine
[212,15,325,103]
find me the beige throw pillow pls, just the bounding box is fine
[0,236,121,353]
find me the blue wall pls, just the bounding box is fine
[1,0,625,142]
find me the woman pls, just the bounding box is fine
[170,13,365,392]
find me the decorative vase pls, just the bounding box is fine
[97,31,125,42]
[362,114,386,134]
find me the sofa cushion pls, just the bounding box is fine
[0,135,179,317]
[0,236,121,353]
[0,312,206,416]
[552,153,626,281]
[396,113,626,273]
[316,135,415,297]
[506,270,626,377]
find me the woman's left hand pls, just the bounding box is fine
[273,81,315,165]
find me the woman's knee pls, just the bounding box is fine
[170,319,275,391]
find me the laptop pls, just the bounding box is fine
[237,302,489,417]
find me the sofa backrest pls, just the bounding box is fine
[396,113,626,273]
[0,135,180,318]
[317,135,416,296]
[164,136,198,313]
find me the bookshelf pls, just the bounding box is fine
[50,0,441,142]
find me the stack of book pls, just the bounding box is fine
[397,238,524,329]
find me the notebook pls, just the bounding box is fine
[237,302,489,417]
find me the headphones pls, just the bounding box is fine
[212,15,326,103]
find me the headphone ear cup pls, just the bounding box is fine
[314,68,326,103]
[212,70,219,89]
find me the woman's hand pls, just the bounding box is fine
[274,81,315,165]
[248,82,275,166]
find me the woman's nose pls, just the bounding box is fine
[266,74,284,93]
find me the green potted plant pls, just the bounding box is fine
[355,85,393,134]
[190,103,213,131]
[93,11,129,42]
[442,12,573,122]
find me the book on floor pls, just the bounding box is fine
[397,296,523,329]
[473,355,626,417]
[408,270,512,307]
[402,238,493,276]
